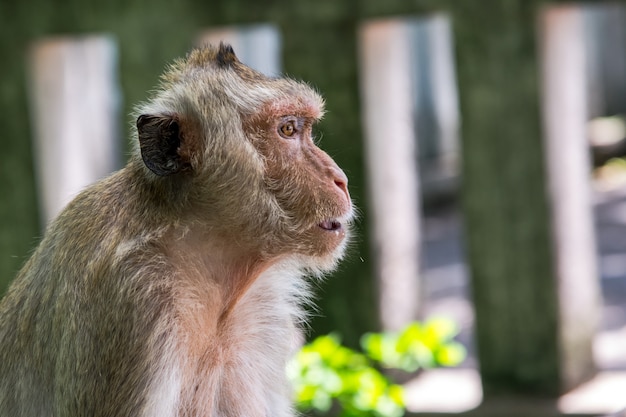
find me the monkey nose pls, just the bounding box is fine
[331,167,350,203]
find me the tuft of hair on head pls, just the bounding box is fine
[215,42,238,68]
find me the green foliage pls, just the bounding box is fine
[288,334,404,417]
[361,318,467,372]
[288,318,466,417]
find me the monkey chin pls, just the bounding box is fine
[293,219,352,275]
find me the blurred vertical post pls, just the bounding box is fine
[539,4,600,392]
[196,25,281,76]
[28,35,121,225]
[584,3,626,117]
[358,20,422,331]
[412,14,461,199]
[454,0,599,397]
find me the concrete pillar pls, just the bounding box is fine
[28,35,121,224]
[539,4,601,392]
[358,20,422,331]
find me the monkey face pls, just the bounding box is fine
[135,45,353,266]
[246,111,353,260]
[135,109,352,263]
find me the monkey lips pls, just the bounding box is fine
[318,219,342,232]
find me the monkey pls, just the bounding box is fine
[0,43,353,417]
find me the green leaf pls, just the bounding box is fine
[396,322,422,353]
[423,318,459,347]
[388,384,405,405]
[361,333,384,361]
[435,342,467,367]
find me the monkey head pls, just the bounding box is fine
[134,44,353,271]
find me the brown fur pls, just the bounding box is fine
[0,43,353,417]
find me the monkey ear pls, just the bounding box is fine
[137,114,188,176]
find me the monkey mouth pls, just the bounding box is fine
[318,219,343,231]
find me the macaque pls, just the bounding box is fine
[0,43,353,417]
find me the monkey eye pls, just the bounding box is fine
[278,120,298,139]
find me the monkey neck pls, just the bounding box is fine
[164,225,279,324]
[124,159,288,321]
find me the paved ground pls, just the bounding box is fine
[420,184,626,370]
[411,183,626,414]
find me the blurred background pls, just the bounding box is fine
[1,0,626,415]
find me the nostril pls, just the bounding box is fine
[326,164,350,201]
[331,168,350,202]
[331,168,348,188]
[334,178,347,192]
